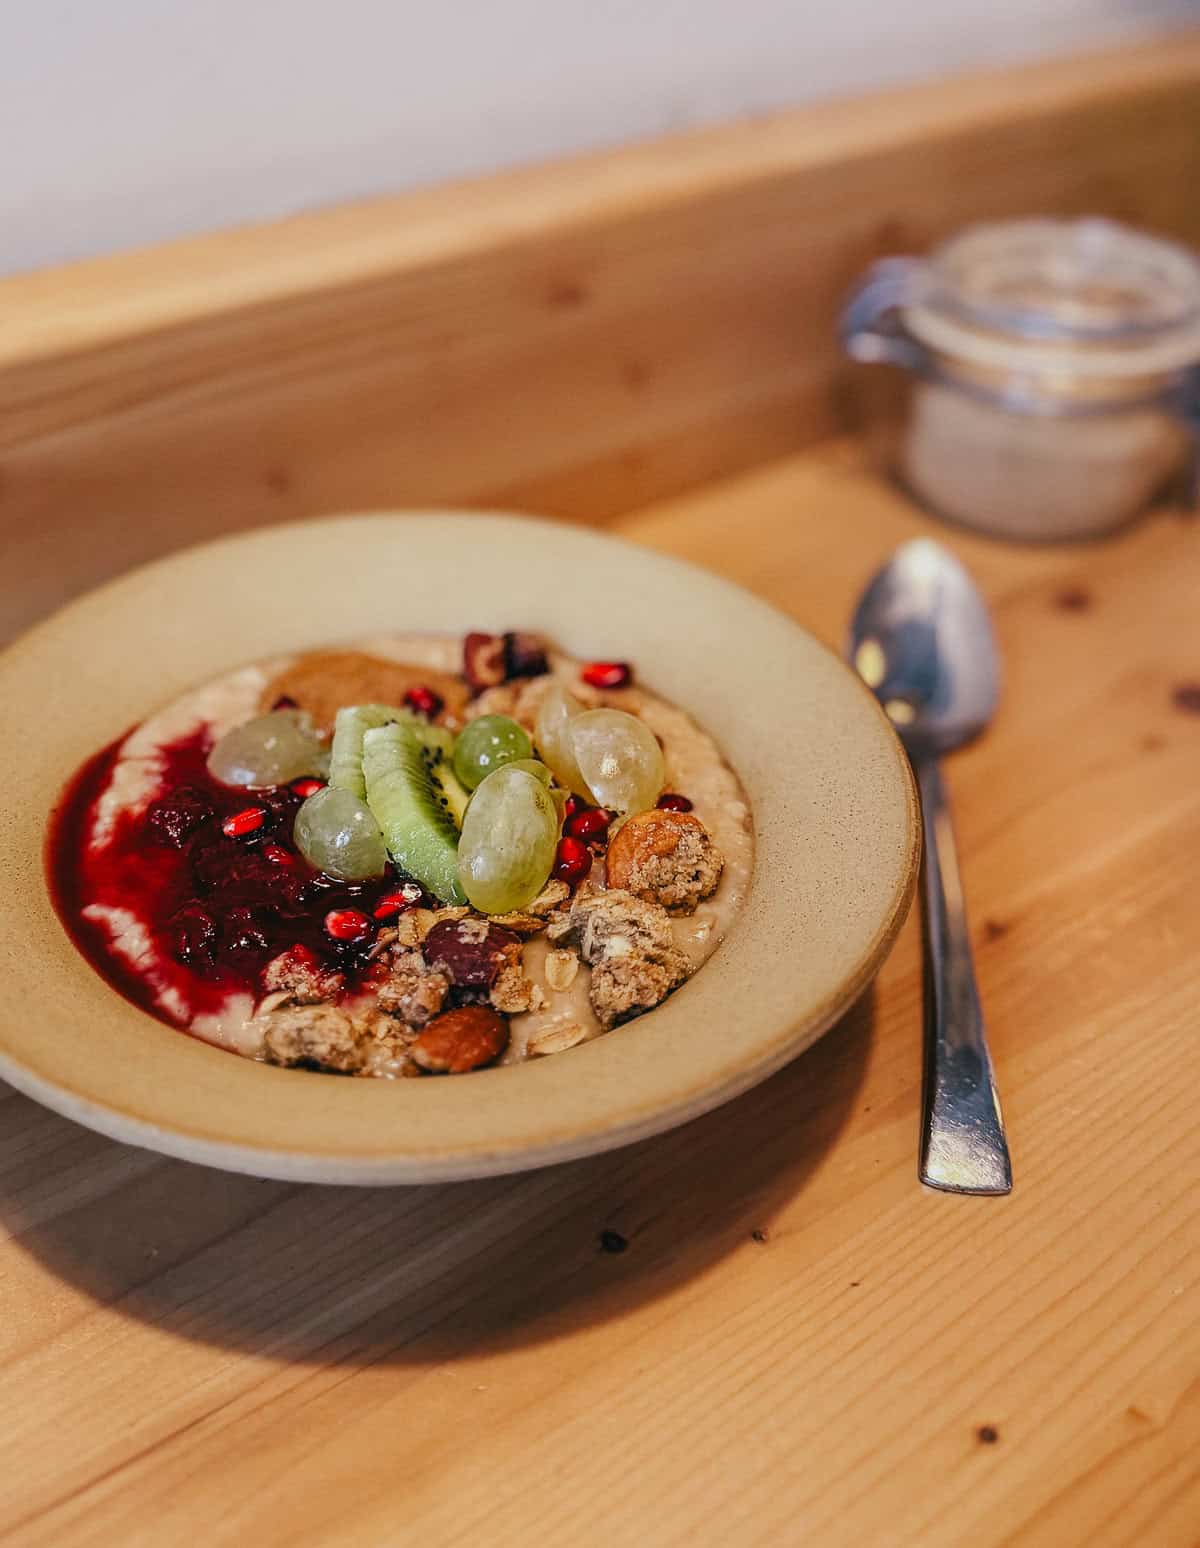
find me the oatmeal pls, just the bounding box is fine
[48,631,754,1076]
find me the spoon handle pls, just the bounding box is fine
[914,756,1012,1195]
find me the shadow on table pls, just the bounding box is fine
[0,987,878,1366]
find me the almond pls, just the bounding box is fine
[411,1006,509,1073]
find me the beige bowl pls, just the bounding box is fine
[0,513,918,1184]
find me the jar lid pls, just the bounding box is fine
[903,218,1200,383]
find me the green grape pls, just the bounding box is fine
[533,682,591,797]
[569,708,664,814]
[505,759,552,784]
[457,766,560,914]
[452,714,532,791]
[293,786,387,880]
[207,710,326,789]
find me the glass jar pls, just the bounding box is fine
[841,218,1200,540]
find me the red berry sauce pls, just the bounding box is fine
[46,727,413,1034]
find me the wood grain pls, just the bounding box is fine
[3,34,1200,642]
[2,435,1198,1546]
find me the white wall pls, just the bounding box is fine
[2,0,1194,277]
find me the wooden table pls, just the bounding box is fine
[2,438,1197,1546]
[3,35,1200,1546]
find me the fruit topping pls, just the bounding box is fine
[410,1005,509,1073]
[169,901,218,966]
[605,809,723,912]
[291,777,326,798]
[261,843,293,866]
[222,806,268,840]
[323,907,375,944]
[362,721,467,904]
[422,917,521,986]
[207,710,327,789]
[294,785,388,881]
[534,681,591,797]
[552,834,592,887]
[656,792,693,812]
[329,703,401,800]
[456,764,560,913]
[581,661,633,689]
[452,714,533,791]
[463,632,507,693]
[503,632,549,679]
[372,881,425,920]
[564,806,612,844]
[148,786,214,847]
[403,685,444,719]
[568,708,664,814]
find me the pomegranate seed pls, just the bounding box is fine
[657,792,693,812]
[290,777,325,798]
[553,835,592,886]
[566,807,612,843]
[581,661,632,690]
[272,694,299,711]
[373,886,423,921]
[403,685,444,719]
[324,908,374,944]
[222,806,267,839]
[262,842,293,865]
[562,794,584,819]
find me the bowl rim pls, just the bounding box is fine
[0,511,919,1183]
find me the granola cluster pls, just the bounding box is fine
[254,799,727,1077]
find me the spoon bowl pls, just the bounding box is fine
[848,538,1000,759]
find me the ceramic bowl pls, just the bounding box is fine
[0,513,918,1183]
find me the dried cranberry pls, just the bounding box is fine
[553,835,592,886]
[463,632,507,694]
[169,902,217,965]
[423,918,520,987]
[403,685,444,719]
[656,792,693,812]
[324,908,374,944]
[147,787,214,848]
[581,661,632,690]
[503,632,549,679]
[565,807,612,844]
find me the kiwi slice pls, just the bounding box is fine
[332,704,464,807]
[362,721,467,904]
[329,704,403,799]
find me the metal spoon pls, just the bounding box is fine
[848,539,1012,1195]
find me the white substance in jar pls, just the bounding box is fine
[845,219,1200,541]
[903,383,1187,541]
